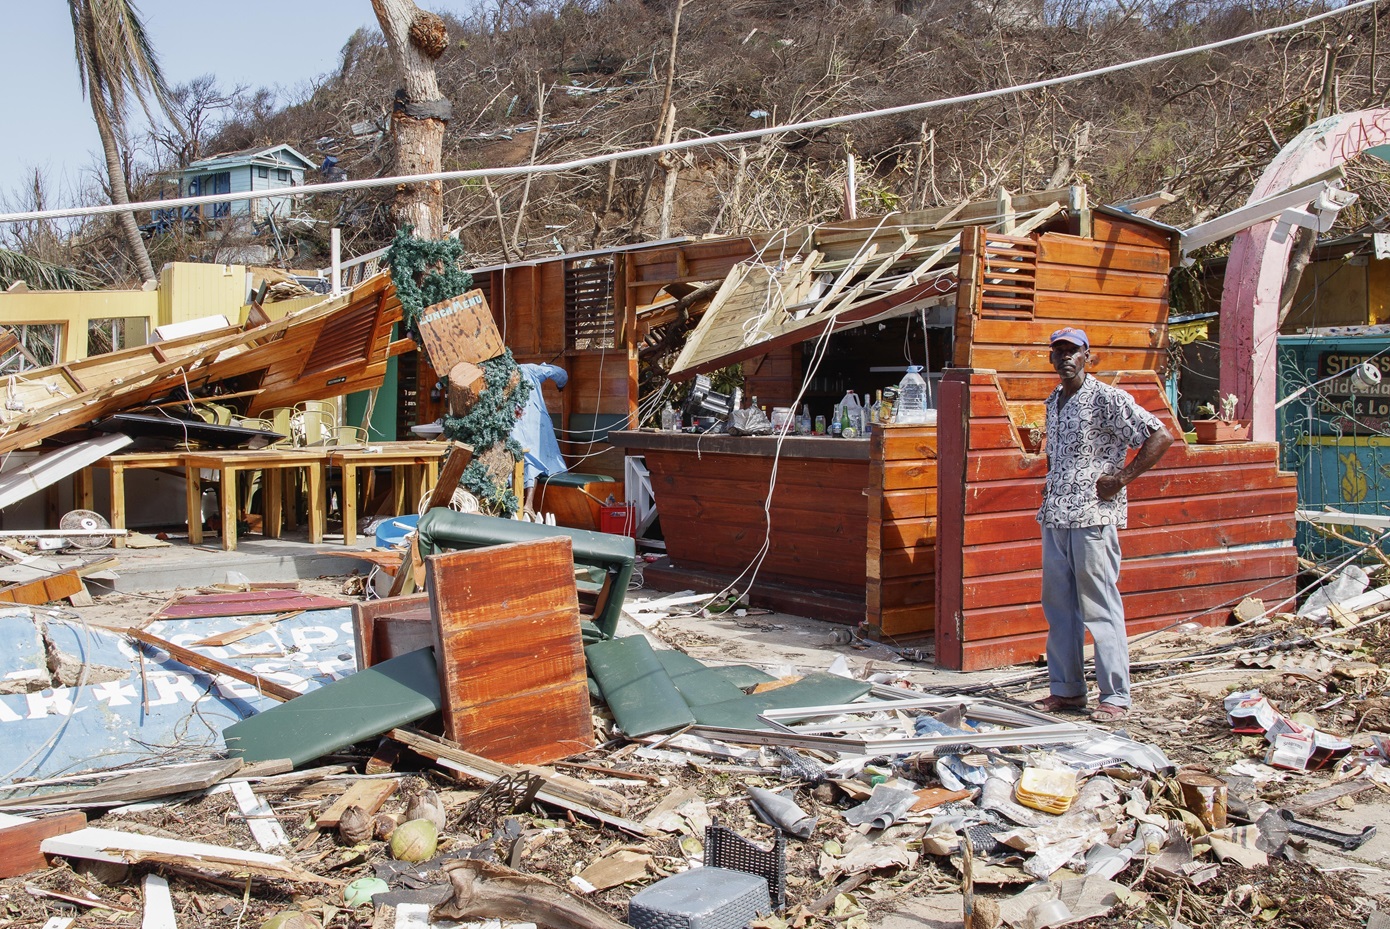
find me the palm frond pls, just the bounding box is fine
[69,0,179,132]
[0,249,100,291]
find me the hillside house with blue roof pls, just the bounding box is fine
[172,144,315,223]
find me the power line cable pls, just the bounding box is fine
[0,0,1374,227]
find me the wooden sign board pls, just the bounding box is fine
[416,289,505,371]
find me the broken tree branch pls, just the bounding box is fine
[435,858,627,929]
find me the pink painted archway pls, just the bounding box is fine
[1219,108,1390,442]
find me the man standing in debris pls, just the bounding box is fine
[1034,327,1173,722]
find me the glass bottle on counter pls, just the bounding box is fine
[660,402,677,431]
[829,403,843,437]
[840,391,861,438]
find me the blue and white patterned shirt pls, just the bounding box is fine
[1036,376,1162,529]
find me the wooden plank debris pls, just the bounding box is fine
[316,779,399,830]
[387,441,472,600]
[229,781,290,851]
[126,630,302,702]
[0,569,84,606]
[0,811,87,878]
[25,882,136,914]
[388,728,653,836]
[425,539,594,765]
[155,591,348,620]
[0,759,244,810]
[190,611,305,648]
[141,873,178,929]
[41,826,331,884]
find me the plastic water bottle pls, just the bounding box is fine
[896,366,929,423]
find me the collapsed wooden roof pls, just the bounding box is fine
[0,272,407,456]
[668,187,1086,378]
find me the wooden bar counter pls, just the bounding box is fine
[609,431,871,604]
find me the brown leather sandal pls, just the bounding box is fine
[1090,703,1128,722]
[1033,694,1086,712]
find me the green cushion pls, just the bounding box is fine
[690,672,873,730]
[536,472,615,489]
[223,647,441,765]
[585,636,696,737]
[654,649,747,707]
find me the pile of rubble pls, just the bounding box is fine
[0,575,1389,929]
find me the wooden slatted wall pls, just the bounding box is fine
[934,213,1296,671]
[866,424,938,639]
[935,369,1298,671]
[643,449,869,596]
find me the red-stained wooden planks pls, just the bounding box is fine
[865,423,939,639]
[936,363,1298,671]
[155,590,350,619]
[425,539,593,765]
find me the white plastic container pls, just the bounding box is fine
[895,366,929,423]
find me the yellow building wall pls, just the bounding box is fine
[1370,255,1390,325]
[1284,257,1370,331]
[0,289,158,362]
[0,262,258,363]
[157,262,249,326]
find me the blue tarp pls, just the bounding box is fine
[0,607,358,783]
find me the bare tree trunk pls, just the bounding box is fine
[93,110,156,284]
[632,0,688,236]
[371,0,450,239]
[1278,227,1317,328]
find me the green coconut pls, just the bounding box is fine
[343,876,390,907]
[260,912,321,929]
[389,818,438,862]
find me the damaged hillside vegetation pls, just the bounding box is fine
[7,0,1390,285]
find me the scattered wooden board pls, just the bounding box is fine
[41,826,329,884]
[0,570,83,606]
[230,782,289,851]
[0,759,243,810]
[141,873,177,929]
[0,811,87,878]
[25,882,135,914]
[154,591,348,619]
[190,611,305,648]
[127,630,301,702]
[316,779,399,830]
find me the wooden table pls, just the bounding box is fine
[184,449,329,551]
[77,451,187,547]
[326,442,448,545]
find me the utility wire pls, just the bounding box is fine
[0,0,1374,227]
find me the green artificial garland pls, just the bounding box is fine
[384,226,474,341]
[385,228,528,515]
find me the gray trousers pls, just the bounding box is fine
[1040,525,1130,707]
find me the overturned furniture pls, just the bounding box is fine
[351,535,596,766]
[415,507,636,640]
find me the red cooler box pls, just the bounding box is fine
[599,504,635,536]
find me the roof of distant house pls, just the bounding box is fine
[179,144,316,174]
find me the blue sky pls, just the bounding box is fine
[0,1,391,206]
